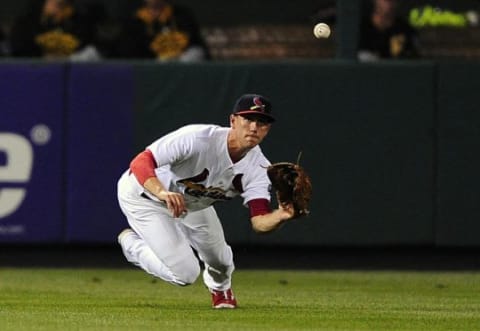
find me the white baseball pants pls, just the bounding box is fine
[117,172,234,290]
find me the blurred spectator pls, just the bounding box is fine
[358,0,420,61]
[119,0,210,62]
[81,2,123,59]
[9,0,101,61]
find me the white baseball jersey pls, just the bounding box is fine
[125,124,272,212]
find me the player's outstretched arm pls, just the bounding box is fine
[250,203,294,233]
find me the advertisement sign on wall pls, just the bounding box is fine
[0,64,65,242]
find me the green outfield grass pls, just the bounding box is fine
[1,268,479,331]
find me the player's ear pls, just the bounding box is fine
[230,114,236,127]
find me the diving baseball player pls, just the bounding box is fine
[117,94,295,308]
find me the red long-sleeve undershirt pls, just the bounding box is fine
[129,149,157,185]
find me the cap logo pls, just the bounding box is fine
[250,97,266,112]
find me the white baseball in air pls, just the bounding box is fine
[313,23,331,39]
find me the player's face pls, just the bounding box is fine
[231,114,272,148]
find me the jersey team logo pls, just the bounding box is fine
[177,168,244,203]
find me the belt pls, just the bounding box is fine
[141,192,152,200]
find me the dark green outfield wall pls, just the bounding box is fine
[132,61,445,246]
[1,60,479,246]
[437,63,480,246]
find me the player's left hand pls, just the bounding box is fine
[267,161,312,219]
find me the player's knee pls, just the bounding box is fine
[171,259,201,285]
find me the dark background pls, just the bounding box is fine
[2,0,480,61]
[1,0,480,25]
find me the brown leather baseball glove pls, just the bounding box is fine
[266,162,312,218]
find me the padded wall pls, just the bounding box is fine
[133,62,436,245]
[436,63,480,246]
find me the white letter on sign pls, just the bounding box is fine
[0,133,33,218]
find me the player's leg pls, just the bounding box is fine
[118,202,201,285]
[117,175,200,285]
[118,227,184,283]
[180,207,237,308]
[181,207,235,290]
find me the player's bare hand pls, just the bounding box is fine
[278,202,295,220]
[157,191,187,218]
